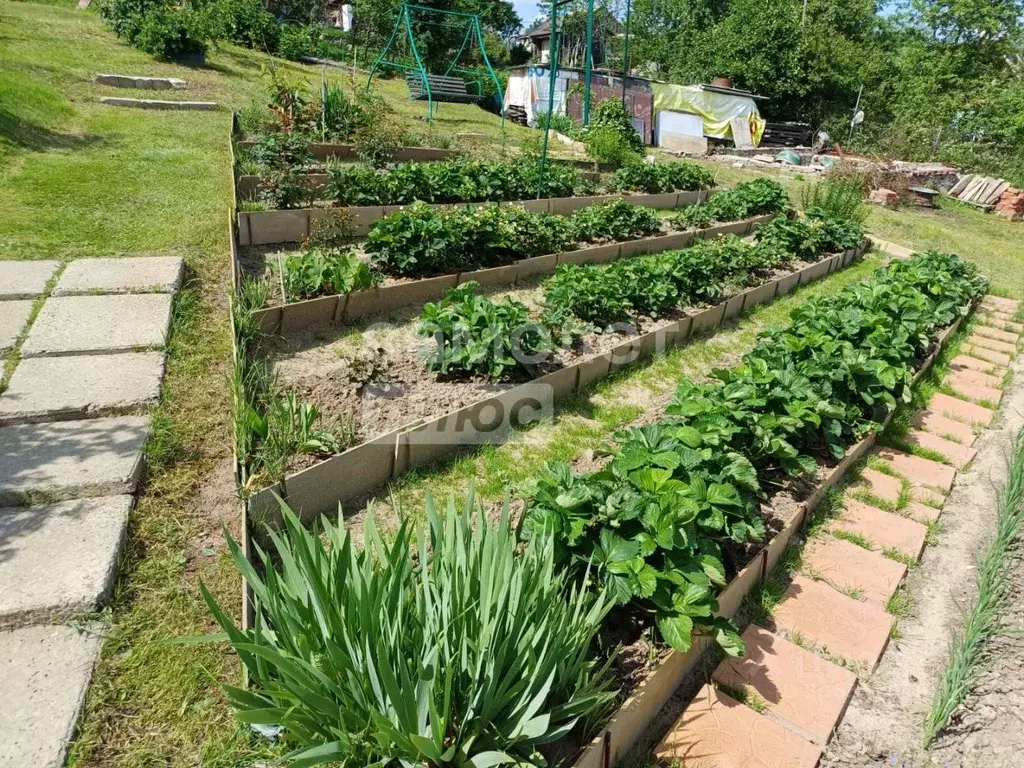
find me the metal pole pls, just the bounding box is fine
[582,0,595,125]
[848,84,863,142]
[538,0,561,198]
[620,0,632,104]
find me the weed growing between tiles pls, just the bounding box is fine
[922,428,1024,747]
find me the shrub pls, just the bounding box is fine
[203,494,615,768]
[214,0,279,52]
[100,0,207,60]
[419,282,555,380]
[256,167,311,210]
[571,199,662,243]
[538,111,579,137]
[586,99,645,154]
[353,96,405,168]
[801,178,867,222]
[247,131,313,171]
[276,23,319,61]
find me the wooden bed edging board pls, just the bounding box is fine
[235,189,715,246]
[243,239,872,529]
[567,301,971,768]
[234,140,457,163]
[251,212,779,337]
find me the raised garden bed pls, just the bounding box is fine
[234,140,457,163]
[244,240,870,526]
[236,190,715,245]
[248,212,776,336]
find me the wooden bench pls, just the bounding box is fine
[405,73,482,104]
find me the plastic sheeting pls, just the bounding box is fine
[651,83,765,145]
[504,69,577,127]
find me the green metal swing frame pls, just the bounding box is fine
[366,2,504,124]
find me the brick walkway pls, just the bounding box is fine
[654,295,1020,768]
[0,257,182,768]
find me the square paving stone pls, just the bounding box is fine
[803,536,907,607]
[0,624,101,768]
[853,468,902,505]
[945,372,1003,407]
[874,447,957,493]
[0,496,131,628]
[20,294,172,357]
[905,429,977,469]
[913,409,976,445]
[0,353,165,424]
[929,392,995,427]
[0,416,149,505]
[947,367,1004,391]
[906,500,942,524]
[713,624,857,744]
[973,325,1019,345]
[949,354,1004,375]
[769,574,893,671]
[962,343,1012,367]
[0,261,60,300]
[654,683,822,768]
[52,256,184,296]
[831,499,928,560]
[967,333,1017,356]
[0,300,34,354]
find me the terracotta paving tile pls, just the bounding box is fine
[947,366,1004,390]
[769,574,894,671]
[929,392,995,427]
[979,317,1024,334]
[968,333,1018,356]
[982,295,1019,312]
[854,467,902,504]
[713,625,857,745]
[874,447,957,493]
[949,354,1005,375]
[655,684,822,767]
[802,536,907,607]
[911,486,945,507]
[980,310,1020,327]
[904,429,977,470]
[830,498,928,560]
[973,325,1020,345]
[906,500,942,524]
[945,374,1003,407]
[962,344,1012,367]
[913,409,977,445]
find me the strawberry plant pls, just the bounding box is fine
[418,282,556,380]
[674,178,789,228]
[754,215,822,262]
[276,248,381,301]
[570,199,662,243]
[608,161,715,194]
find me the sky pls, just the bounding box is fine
[512,0,542,29]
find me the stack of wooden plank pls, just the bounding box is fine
[947,174,1009,209]
[505,105,529,126]
[761,122,812,147]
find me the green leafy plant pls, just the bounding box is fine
[419,282,556,380]
[674,178,789,228]
[203,493,616,768]
[583,99,645,155]
[570,199,662,243]
[276,249,380,302]
[609,161,714,194]
[754,215,822,262]
[801,178,867,223]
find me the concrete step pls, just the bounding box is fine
[0,497,132,629]
[0,624,101,768]
[20,294,172,358]
[53,257,183,297]
[0,353,165,425]
[0,261,60,300]
[0,416,149,505]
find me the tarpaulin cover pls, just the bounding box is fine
[651,83,765,145]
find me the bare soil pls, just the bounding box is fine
[822,354,1024,767]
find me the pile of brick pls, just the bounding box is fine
[994,187,1024,220]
